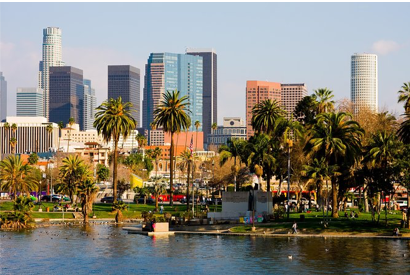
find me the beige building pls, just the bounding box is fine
[74,142,110,167]
[281,83,308,119]
[61,123,102,145]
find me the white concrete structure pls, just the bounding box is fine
[38,27,65,119]
[351,53,378,113]
[0,72,7,122]
[16,88,44,117]
[0,117,59,155]
[107,130,139,151]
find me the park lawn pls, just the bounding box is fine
[230,211,410,234]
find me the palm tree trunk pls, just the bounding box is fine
[332,180,339,218]
[169,133,174,206]
[267,170,271,193]
[186,161,191,211]
[113,139,119,202]
[277,176,282,198]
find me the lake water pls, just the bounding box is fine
[1,224,410,274]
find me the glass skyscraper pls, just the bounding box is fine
[0,72,7,122]
[143,53,203,132]
[83,79,96,130]
[16,88,44,117]
[49,66,84,129]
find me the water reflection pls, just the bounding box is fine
[1,226,410,274]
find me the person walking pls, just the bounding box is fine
[292,221,298,234]
[160,205,164,214]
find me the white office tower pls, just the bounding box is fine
[0,72,6,122]
[16,88,44,117]
[38,27,65,119]
[83,79,96,130]
[351,53,378,113]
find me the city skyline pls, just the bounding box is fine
[1,3,410,124]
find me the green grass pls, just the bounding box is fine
[230,211,410,234]
[0,201,222,220]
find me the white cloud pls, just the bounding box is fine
[371,40,403,55]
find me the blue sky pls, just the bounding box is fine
[1,2,410,123]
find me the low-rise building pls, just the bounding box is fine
[207,117,247,150]
[74,142,109,167]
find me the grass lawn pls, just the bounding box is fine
[0,201,222,220]
[230,210,410,234]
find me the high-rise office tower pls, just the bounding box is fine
[16,88,44,117]
[351,53,378,113]
[49,66,84,129]
[38,27,65,119]
[186,48,217,147]
[246,81,281,139]
[0,72,7,122]
[108,65,140,126]
[281,83,308,119]
[83,79,96,130]
[143,53,203,132]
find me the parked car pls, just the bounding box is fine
[100,197,123,203]
[41,195,61,202]
[301,198,317,206]
[396,200,408,210]
[137,197,155,204]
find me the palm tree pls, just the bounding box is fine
[312,88,335,113]
[28,153,39,165]
[66,117,75,152]
[398,82,410,114]
[179,149,194,210]
[152,183,167,211]
[251,99,286,136]
[58,155,91,203]
[136,133,147,158]
[11,123,17,136]
[0,155,36,200]
[46,124,53,150]
[112,200,128,223]
[219,138,246,191]
[77,179,99,223]
[194,120,200,151]
[211,122,218,151]
[152,90,191,206]
[57,121,64,152]
[9,137,17,155]
[304,112,364,218]
[94,97,136,203]
[398,113,410,144]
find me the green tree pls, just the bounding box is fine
[219,138,246,192]
[112,200,128,223]
[96,164,110,183]
[304,112,364,218]
[77,179,99,223]
[0,155,37,200]
[312,88,335,113]
[136,133,147,157]
[251,99,286,136]
[152,90,191,206]
[9,137,17,155]
[179,149,194,210]
[398,82,410,114]
[152,183,167,211]
[28,153,39,165]
[57,121,64,152]
[398,113,410,144]
[94,97,136,203]
[293,95,318,126]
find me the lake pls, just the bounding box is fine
[1,224,410,274]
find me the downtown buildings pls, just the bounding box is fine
[16,88,44,117]
[0,72,7,122]
[83,79,97,130]
[351,53,378,113]
[38,27,65,119]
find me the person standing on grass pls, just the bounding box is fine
[160,205,164,214]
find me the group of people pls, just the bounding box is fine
[344,210,359,219]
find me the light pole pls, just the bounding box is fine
[287,140,293,220]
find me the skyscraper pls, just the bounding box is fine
[246,81,281,139]
[49,66,84,129]
[143,53,203,132]
[83,79,96,130]
[0,72,7,122]
[38,27,65,119]
[108,65,140,126]
[186,48,217,147]
[281,83,308,118]
[351,53,378,113]
[16,88,44,117]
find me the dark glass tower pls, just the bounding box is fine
[49,66,84,129]
[108,65,140,126]
[186,49,217,147]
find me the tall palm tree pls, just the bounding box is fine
[9,138,17,155]
[0,155,36,200]
[304,112,364,218]
[46,124,53,150]
[152,183,167,212]
[57,121,64,152]
[66,117,75,152]
[136,133,147,158]
[210,122,218,151]
[251,99,286,136]
[398,113,410,144]
[398,82,410,114]
[179,149,194,210]
[94,97,136,203]
[11,123,17,136]
[194,120,200,151]
[219,138,246,191]
[312,88,335,113]
[152,90,191,206]
[77,179,99,223]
